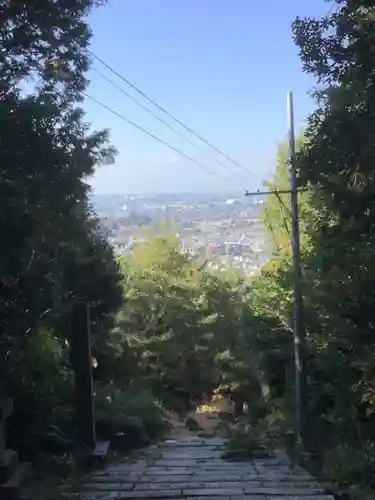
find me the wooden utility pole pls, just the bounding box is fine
[287,91,307,448]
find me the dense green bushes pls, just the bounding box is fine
[6,330,75,457]
[6,327,168,456]
[95,386,168,448]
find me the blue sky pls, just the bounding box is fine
[87,0,330,195]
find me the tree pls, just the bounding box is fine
[0,0,106,101]
[107,236,244,410]
[242,1,375,488]
[0,0,122,452]
[260,135,314,256]
[290,0,375,465]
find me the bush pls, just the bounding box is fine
[224,426,273,461]
[94,384,169,449]
[6,329,76,457]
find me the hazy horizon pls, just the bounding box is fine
[90,189,250,197]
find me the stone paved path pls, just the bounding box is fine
[66,435,334,500]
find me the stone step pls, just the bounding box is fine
[0,450,18,485]
[0,462,31,500]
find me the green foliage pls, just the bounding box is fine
[291,2,375,486]
[6,329,76,456]
[0,0,122,456]
[111,236,245,410]
[240,1,375,495]
[224,426,273,462]
[94,385,168,448]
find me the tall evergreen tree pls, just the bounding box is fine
[0,0,122,422]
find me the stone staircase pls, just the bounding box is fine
[62,435,334,500]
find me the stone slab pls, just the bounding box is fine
[193,465,256,471]
[135,482,206,491]
[140,475,195,482]
[260,482,323,489]
[154,460,200,467]
[183,488,243,496]
[89,476,136,483]
[256,475,313,482]
[192,474,246,481]
[145,468,194,475]
[161,443,225,449]
[186,497,262,500]
[244,486,325,495]
[161,452,224,459]
[135,481,253,491]
[90,472,142,481]
[117,490,182,498]
[83,482,127,491]
[62,494,118,499]
[267,497,334,500]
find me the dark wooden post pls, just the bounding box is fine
[70,303,96,450]
[0,396,31,496]
[0,398,12,454]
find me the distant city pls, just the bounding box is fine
[92,192,269,277]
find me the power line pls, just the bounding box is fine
[327,0,338,16]
[263,207,280,253]
[245,187,306,253]
[274,190,291,238]
[83,91,227,180]
[245,189,291,196]
[91,67,200,149]
[89,50,254,177]
[91,66,246,180]
[244,188,307,196]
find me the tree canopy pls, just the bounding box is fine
[0,0,122,451]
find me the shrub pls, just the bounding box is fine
[94,384,169,449]
[224,427,273,461]
[6,329,75,457]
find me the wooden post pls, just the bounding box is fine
[0,397,31,495]
[0,397,13,457]
[70,303,96,450]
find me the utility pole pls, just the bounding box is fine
[244,93,308,451]
[287,91,307,449]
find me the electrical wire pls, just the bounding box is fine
[263,206,281,254]
[274,190,291,239]
[91,66,246,179]
[83,91,227,180]
[89,50,254,177]
[327,0,338,16]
